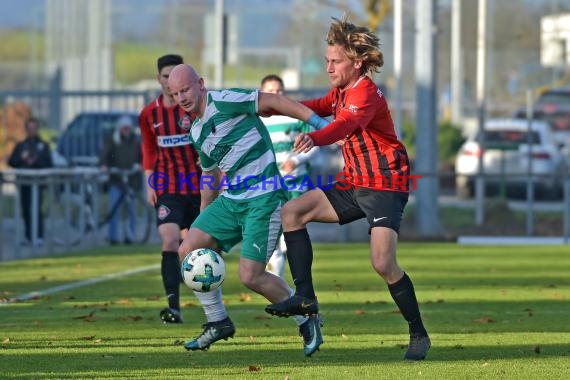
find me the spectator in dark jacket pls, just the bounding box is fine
[8,117,53,246]
[99,115,142,244]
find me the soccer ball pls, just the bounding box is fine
[181,248,226,292]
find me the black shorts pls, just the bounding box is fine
[322,184,408,234]
[155,193,200,229]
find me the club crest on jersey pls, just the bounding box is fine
[348,104,359,114]
[157,205,171,220]
[179,114,192,130]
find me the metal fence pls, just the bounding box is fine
[1,85,569,262]
[1,165,568,262]
[0,70,154,133]
[0,167,154,262]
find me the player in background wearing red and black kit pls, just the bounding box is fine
[139,54,201,324]
[265,17,431,360]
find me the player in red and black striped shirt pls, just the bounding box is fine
[266,17,431,360]
[139,54,201,324]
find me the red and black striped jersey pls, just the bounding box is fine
[139,94,201,196]
[303,76,410,192]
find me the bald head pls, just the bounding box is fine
[168,64,205,115]
[169,64,199,85]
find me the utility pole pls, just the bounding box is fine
[393,0,403,138]
[415,0,440,237]
[475,0,488,226]
[451,0,463,125]
[214,0,224,89]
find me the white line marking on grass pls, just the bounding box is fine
[0,264,160,306]
[458,236,569,245]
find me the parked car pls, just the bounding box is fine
[514,86,570,148]
[455,118,568,199]
[56,111,139,166]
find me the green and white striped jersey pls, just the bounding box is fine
[190,88,282,201]
[261,115,318,179]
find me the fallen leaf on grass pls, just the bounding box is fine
[2,338,10,344]
[474,317,495,324]
[341,334,348,339]
[367,300,388,305]
[249,336,256,341]
[248,365,261,372]
[116,299,130,305]
[481,362,490,367]
[353,309,366,315]
[240,293,252,302]
[73,311,99,322]
[94,339,102,343]
[183,301,197,307]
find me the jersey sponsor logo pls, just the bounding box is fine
[208,144,232,162]
[348,104,359,114]
[178,114,192,130]
[157,134,191,147]
[157,205,170,220]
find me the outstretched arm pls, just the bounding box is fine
[258,92,329,131]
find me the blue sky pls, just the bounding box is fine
[0,0,295,45]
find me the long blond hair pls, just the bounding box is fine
[326,16,384,75]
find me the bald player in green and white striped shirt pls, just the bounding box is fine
[260,74,319,279]
[168,64,328,356]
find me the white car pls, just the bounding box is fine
[455,118,568,199]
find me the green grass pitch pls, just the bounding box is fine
[1,243,569,379]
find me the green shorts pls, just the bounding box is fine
[191,190,288,263]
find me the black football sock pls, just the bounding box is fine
[388,272,428,336]
[161,251,181,311]
[283,229,316,300]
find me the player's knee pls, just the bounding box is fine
[281,201,302,229]
[238,270,258,290]
[371,252,397,278]
[161,235,180,252]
